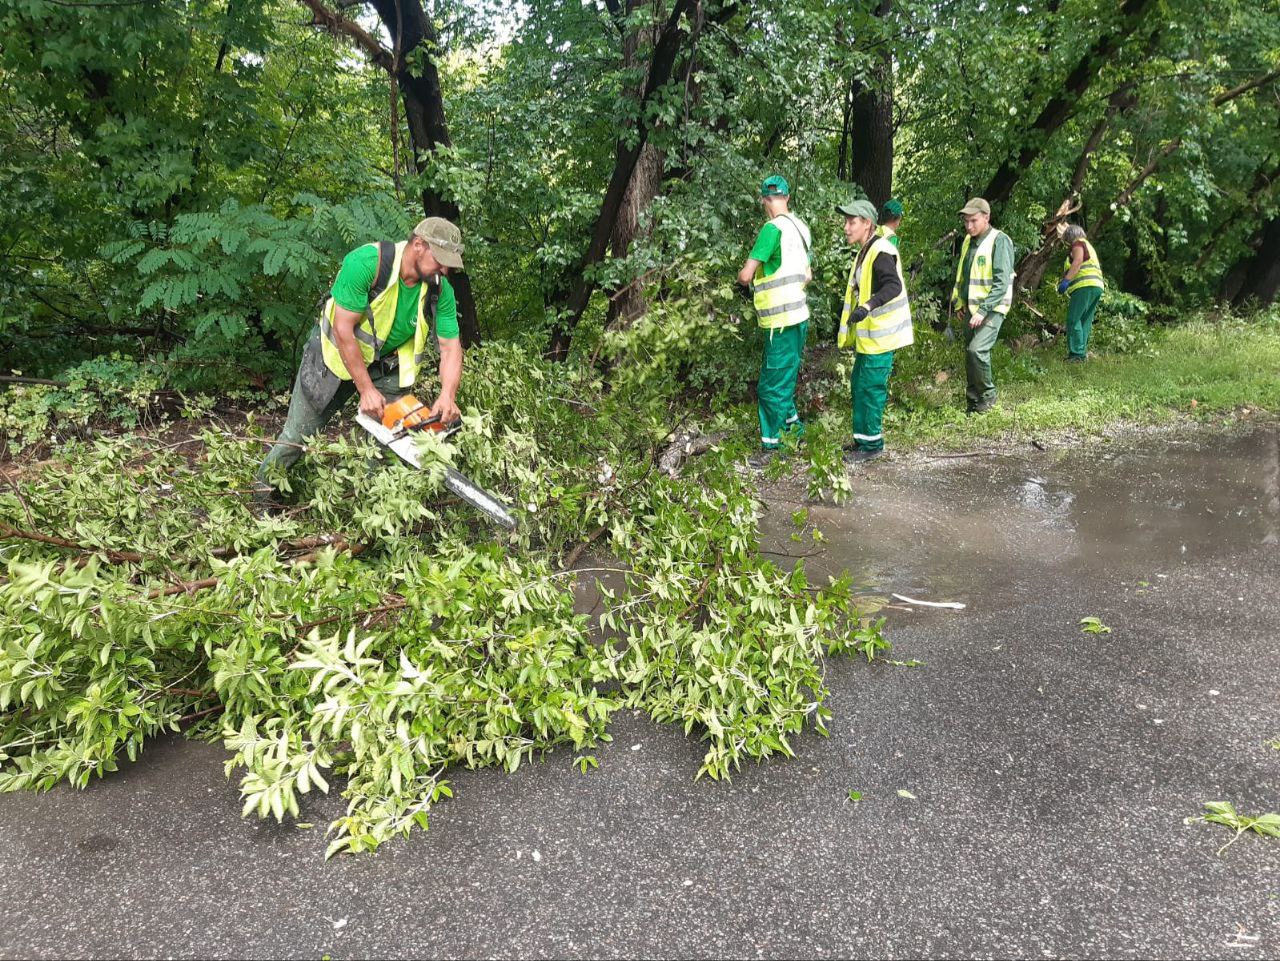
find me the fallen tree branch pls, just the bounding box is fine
[0,375,68,387]
[562,525,609,570]
[0,521,145,563]
[658,431,728,478]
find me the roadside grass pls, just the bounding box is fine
[872,317,1280,450]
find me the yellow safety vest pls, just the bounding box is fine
[1064,239,1104,294]
[874,224,899,249]
[318,241,437,389]
[837,236,913,354]
[753,214,811,330]
[953,228,1015,318]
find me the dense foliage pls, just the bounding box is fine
[2,0,1277,379]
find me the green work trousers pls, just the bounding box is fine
[1066,287,1102,359]
[850,350,895,452]
[757,321,808,449]
[255,343,407,488]
[963,310,1005,409]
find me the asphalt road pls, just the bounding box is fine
[2,428,1278,959]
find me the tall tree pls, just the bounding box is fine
[298,0,481,347]
[980,0,1155,212]
[838,0,894,207]
[605,0,670,331]
[545,0,727,360]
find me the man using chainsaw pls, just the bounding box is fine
[253,217,465,500]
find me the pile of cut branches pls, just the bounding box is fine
[1,346,885,855]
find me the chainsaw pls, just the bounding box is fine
[356,395,518,530]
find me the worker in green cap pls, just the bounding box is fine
[950,197,1015,414]
[835,199,913,463]
[1056,223,1105,362]
[876,198,903,249]
[737,174,813,469]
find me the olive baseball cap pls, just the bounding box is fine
[760,175,790,197]
[959,197,991,216]
[412,216,465,269]
[835,199,878,222]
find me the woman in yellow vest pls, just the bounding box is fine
[253,217,466,501]
[835,199,913,463]
[737,175,813,470]
[1056,224,1105,362]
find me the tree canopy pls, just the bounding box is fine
[2,0,1277,382]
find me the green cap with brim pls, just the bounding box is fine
[413,216,465,269]
[760,175,790,197]
[835,200,878,223]
[958,197,991,216]
[881,198,904,219]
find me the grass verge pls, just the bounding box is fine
[801,315,1280,452]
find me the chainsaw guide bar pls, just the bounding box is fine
[356,412,518,530]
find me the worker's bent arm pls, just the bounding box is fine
[1063,244,1086,281]
[738,258,762,287]
[431,336,463,422]
[332,306,382,416]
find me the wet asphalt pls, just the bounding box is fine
[1,427,1278,959]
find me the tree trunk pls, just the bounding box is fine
[838,0,893,205]
[370,0,481,348]
[1225,214,1280,307]
[545,0,703,361]
[303,0,481,347]
[607,2,668,331]
[980,0,1155,212]
[1013,87,1137,291]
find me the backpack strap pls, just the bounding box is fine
[369,240,396,303]
[363,240,397,360]
[424,276,441,341]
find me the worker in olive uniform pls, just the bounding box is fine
[1057,223,1105,362]
[737,175,813,469]
[836,200,913,464]
[254,217,466,499]
[876,197,904,249]
[951,198,1015,414]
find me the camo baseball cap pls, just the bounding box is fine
[412,216,465,269]
[835,199,878,223]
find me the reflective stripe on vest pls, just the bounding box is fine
[953,228,1015,317]
[1064,239,1104,294]
[753,214,811,329]
[837,236,913,354]
[318,240,438,389]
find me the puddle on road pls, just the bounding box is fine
[759,427,1280,611]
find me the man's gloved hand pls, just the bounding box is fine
[1057,278,1071,294]
[850,305,869,324]
[736,282,753,302]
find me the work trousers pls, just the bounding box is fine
[1066,287,1102,359]
[255,335,407,488]
[963,310,1005,409]
[757,321,808,449]
[850,350,895,452]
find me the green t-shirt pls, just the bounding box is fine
[748,217,813,277]
[330,243,460,355]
